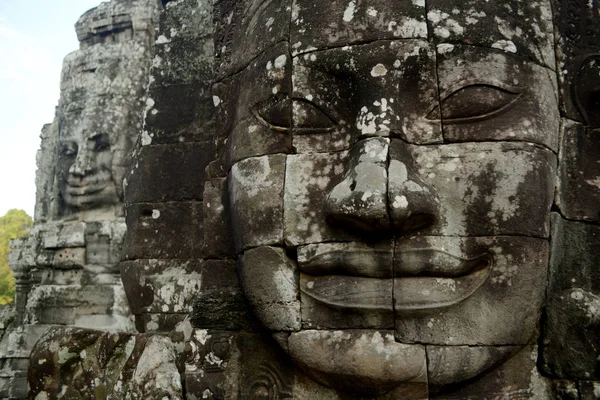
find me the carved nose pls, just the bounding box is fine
[326,138,391,234]
[387,139,439,232]
[326,138,439,235]
[69,150,94,177]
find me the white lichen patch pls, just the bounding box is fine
[370,63,388,77]
[437,43,455,54]
[343,0,357,22]
[392,195,408,209]
[492,40,517,53]
[212,95,221,107]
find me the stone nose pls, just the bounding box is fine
[387,139,439,233]
[69,147,94,177]
[326,137,391,234]
[326,137,439,236]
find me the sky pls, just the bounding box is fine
[0,0,102,218]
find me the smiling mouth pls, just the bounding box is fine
[65,180,110,196]
[298,242,492,313]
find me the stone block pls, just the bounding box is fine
[123,201,205,260]
[297,241,393,278]
[144,81,215,144]
[203,178,235,258]
[200,260,239,291]
[24,285,127,329]
[430,346,549,399]
[120,258,204,315]
[540,214,600,380]
[557,122,600,222]
[152,0,213,87]
[290,0,427,54]
[125,141,213,203]
[301,274,394,330]
[553,2,600,124]
[85,219,126,265]
[579,381,600,400]
[292,40,442,147]
[240,247,301,331]
[287,330,427,397]
[213,0,292,76]
[41,221,86,249]
[436,44,559,152]
[326,138,391,233]
[427,345,522,387]
[389,140,556,237]
[229,155,286,251]
[395,236,548,345]
[28,327,183,400]
[284,151,353,247]
[237,333,295,399]
[214,42,293,167]
[426,0,555,69]
[36,247,86,269]
[192,289,260,332]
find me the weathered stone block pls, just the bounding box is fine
[301,274,394,330]
[85,219,126,265]
[292,40,442,147]
[429,346,549,399]
[229,155,286,251]
[144,81,215,144]
[290,0,427,54]
[192,288,260,331]
[284,151,352,247]
[395,236,548,345]
[214,0,292,76]
[151,0,213,87]
[427,345,522,387]
[389,140,556,237]
[28,327,184,400]
[540,214,600,380]
[124,201,204,260]
[125,141,213,203]
[437,44,559,152]
[240,247,301,331]
[203,178,235,258]
[287,330,427,397]
[557,122,600,221]
[426,0,555,69]
[41,222,86,249]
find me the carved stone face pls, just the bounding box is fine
[225,0,558,395]
[57,107,130,217]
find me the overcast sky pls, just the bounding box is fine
[0,0,102,217]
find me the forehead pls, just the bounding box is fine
[219,0,554,71]
[59,106,126,143]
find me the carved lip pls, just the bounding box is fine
[299,244,492,312]
[65,181,110,196]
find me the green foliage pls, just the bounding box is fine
[0,209,33,304]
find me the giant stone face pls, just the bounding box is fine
[224,0,558,395]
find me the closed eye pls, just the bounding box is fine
[429,84,520,123]
[254,98,336,133]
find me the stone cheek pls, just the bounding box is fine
[284,151,352,247]
[240,247,301,331]
[390,141,556,237]
[394,236,549,346]
[229,154,286,251]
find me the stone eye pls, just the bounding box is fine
[255,98,336,132]
[60,143,78,157]
[437,84,520,123]
[91,133,111,151]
